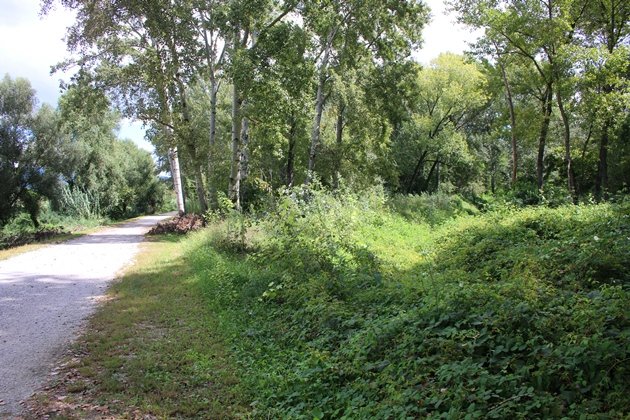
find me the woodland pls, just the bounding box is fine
[1,0,629,417]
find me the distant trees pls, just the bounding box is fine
[395,54,488,194]
[451,0,630,199]
[0,75,61,226]
[0,74,166,227]
[44,0,431,209]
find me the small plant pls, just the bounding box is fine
[59,185,102,220]
[389,191,479,225]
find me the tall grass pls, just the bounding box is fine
[59,185,102,220]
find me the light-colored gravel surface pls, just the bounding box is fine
[0,213,175,417]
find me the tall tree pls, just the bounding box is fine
[302,0,428,184]
[43,0,209,214]
[0,75,60,225]
[395,54,488,193]
[452,0,588,191]
[224,0,297,208]
[581,0,630,198]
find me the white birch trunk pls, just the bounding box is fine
[202,19,220,209]
[229,81,242,207]
[238,116,250,208]
[169,147,185,215]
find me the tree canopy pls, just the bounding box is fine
[35,0,629,210]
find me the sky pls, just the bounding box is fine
[0,0,154,151]
[0,0,479,153]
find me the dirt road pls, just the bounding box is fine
[0,213,174,417]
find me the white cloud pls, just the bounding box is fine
[0,0,75,106]
[413,0,481,64]
[0,2,153,152]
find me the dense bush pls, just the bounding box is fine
[189,189,629,418]
[0,76,168,232]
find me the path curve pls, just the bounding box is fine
[0,213,175,417]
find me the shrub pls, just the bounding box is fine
[58,185,102,220]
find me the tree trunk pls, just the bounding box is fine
[595,119,610,200]
[229,81,243,208]
[498,58,518,186]
[306,68,327,183]
[238,116,250,208]
[555,90,576,201]
[168,147,185,215]
[536,83,553,190]
[208,83,218,209]
[306,29,335,184]
[285,116,297,187]
[175,76,207,213]
[194,165,208,212]
[406,150,428,194]
[333,105,344,189]
[435,161,441,191]
[153,57,184,216]
[169,34,206,213]
[229,29,248,208]
[202,19,219,209]
[423,159,440,192]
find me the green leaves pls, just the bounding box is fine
[0,75,58,225]
[191,192,630,417]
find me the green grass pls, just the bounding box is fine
[0,232,83,261]
[29,234,246,418]
[0,211,107,259]
[190,190,630,418]
[0,212,159,260]
[27,190,630,418]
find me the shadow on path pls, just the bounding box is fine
[0,212,174,417]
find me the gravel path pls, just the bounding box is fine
[0,213,175,417]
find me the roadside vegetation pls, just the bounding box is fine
[27,235,246,418]
[0,75,174,251]
[29,187,630,418]
[5,0,628,416]
[190,188,629,418]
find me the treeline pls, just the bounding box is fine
[43,0,629,212]
[0,74,167,228]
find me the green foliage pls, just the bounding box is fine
[393,54,488,195]
[188,188,630,418]
[1,76,166,230]
[0,200,105,250]
[389,191,479,225]
[0,75,61,226]
[59,185,102,220]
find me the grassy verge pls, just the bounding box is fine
[192,190,630,418]
[0,216,106,261]
[27,234,246,419]
[0,214,167,261]
[21,190,630,418]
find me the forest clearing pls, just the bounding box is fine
[1,0,629,417]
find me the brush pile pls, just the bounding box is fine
[147,214,205,235]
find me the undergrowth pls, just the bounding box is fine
[0,208,106,250]
[188,188,630,418]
